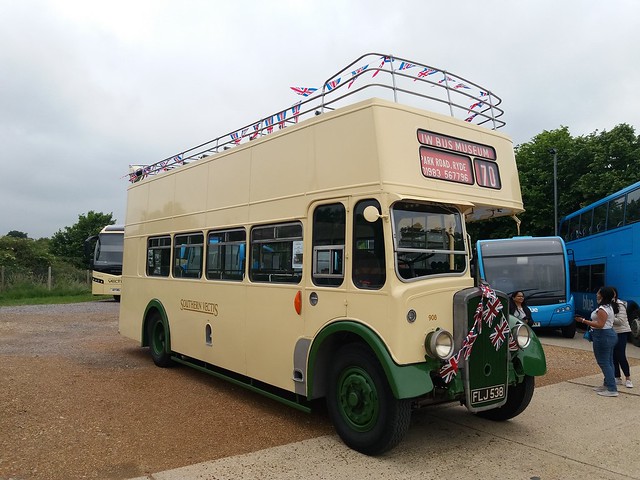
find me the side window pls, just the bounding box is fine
[607,196,624,230]
[206,229,246,281]
[147,236,171,277]
[353,200,386,289]
[626,188,640,225]
[312,203,345,287]
[173,233,204,279]
[250,223,303,283]
[592,203,607,234]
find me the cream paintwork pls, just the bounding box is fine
[120,97,522,395]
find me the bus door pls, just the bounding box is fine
[305,201,349,332]
[245,222,305,391]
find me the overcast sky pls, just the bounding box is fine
[1,0,639,239]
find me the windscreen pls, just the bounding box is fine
[95,233,124,272]
[392,201,466,280]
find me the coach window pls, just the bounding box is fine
[353,200,386,289]
[250,222,303,283]
[173,233,204,279]
[206,229,246,281]
[312,203,345,287]
[626,188,640,225]
[607,196,625,230]
[147,236,171,277]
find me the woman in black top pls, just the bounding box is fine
[509,290,534,327]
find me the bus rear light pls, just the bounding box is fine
[294,291,302,315]
[425,329,454,360]
[512,323,531,349]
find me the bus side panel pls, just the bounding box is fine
[245,284,304,393]
[164,281,248,373]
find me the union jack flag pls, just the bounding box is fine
[264,116,274,134]
[489,317,509,350]
[249,122,261,140]
[171,154,184,166]
[414,67,437,81]
[509,334,519,352]
[372,55,393,78]
[230,131,241,144]
[482,297,503,327]
[480,284,497,300]
[465,112,478,123]
[461,329,479,360]
[438,75,456,85]
[440,354,459,383]
[479,91,489,97]
[325,78,341,91]
[454,82,470,90]
[397,61,416,71]
[468,101,484,113]
[277,110,287,129]
[348,64,369,88]
[290,86,317,97]
[291,102,301,123]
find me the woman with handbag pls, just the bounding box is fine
[575,286,619,397]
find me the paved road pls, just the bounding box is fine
[130,333,640,480]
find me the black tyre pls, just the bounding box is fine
[147,311,173,368]
[326,344,411,455]
[113,295,121,303]
[476,375,535,421]
[561,321,576,338]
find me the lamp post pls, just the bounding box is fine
[549,148,558,236]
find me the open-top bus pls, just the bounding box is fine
[119,53,546,454]
[560,180,640,346]
[476,236,575,337]
[85,225,124,301]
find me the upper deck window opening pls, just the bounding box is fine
[250,222,303,284]
[392,201,466,280]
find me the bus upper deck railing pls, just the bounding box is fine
[127,52,504,183]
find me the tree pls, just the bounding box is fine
[6,230,29,239]
[49,211,115,269]
[470,124,640,241]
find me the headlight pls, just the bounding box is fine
[512,323,531,349]
[425,329,454,360]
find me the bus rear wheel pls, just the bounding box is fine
[147,312,173,368]
[475,375,535,421]
[326,344,411,455]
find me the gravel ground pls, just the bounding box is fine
[1,301,637,480]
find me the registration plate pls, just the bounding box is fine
[471,384,506,404]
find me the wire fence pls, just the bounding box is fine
[0,265,90,292]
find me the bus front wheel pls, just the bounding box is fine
[475,375,535,421]
[561,321,576,338]
[326,344,411,455]
[147,312,173,368]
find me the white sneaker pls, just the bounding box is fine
[597,390,619,397]
[626,380,633,388]
[592,385,606,392]
[615,378,623,385]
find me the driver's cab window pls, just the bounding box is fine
[353,200,386,289]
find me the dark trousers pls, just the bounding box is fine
[613,332,631,378]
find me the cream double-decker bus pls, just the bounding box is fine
[119,53,546,455]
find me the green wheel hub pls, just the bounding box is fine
[151,321,166,355]
[337,366,379,432]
